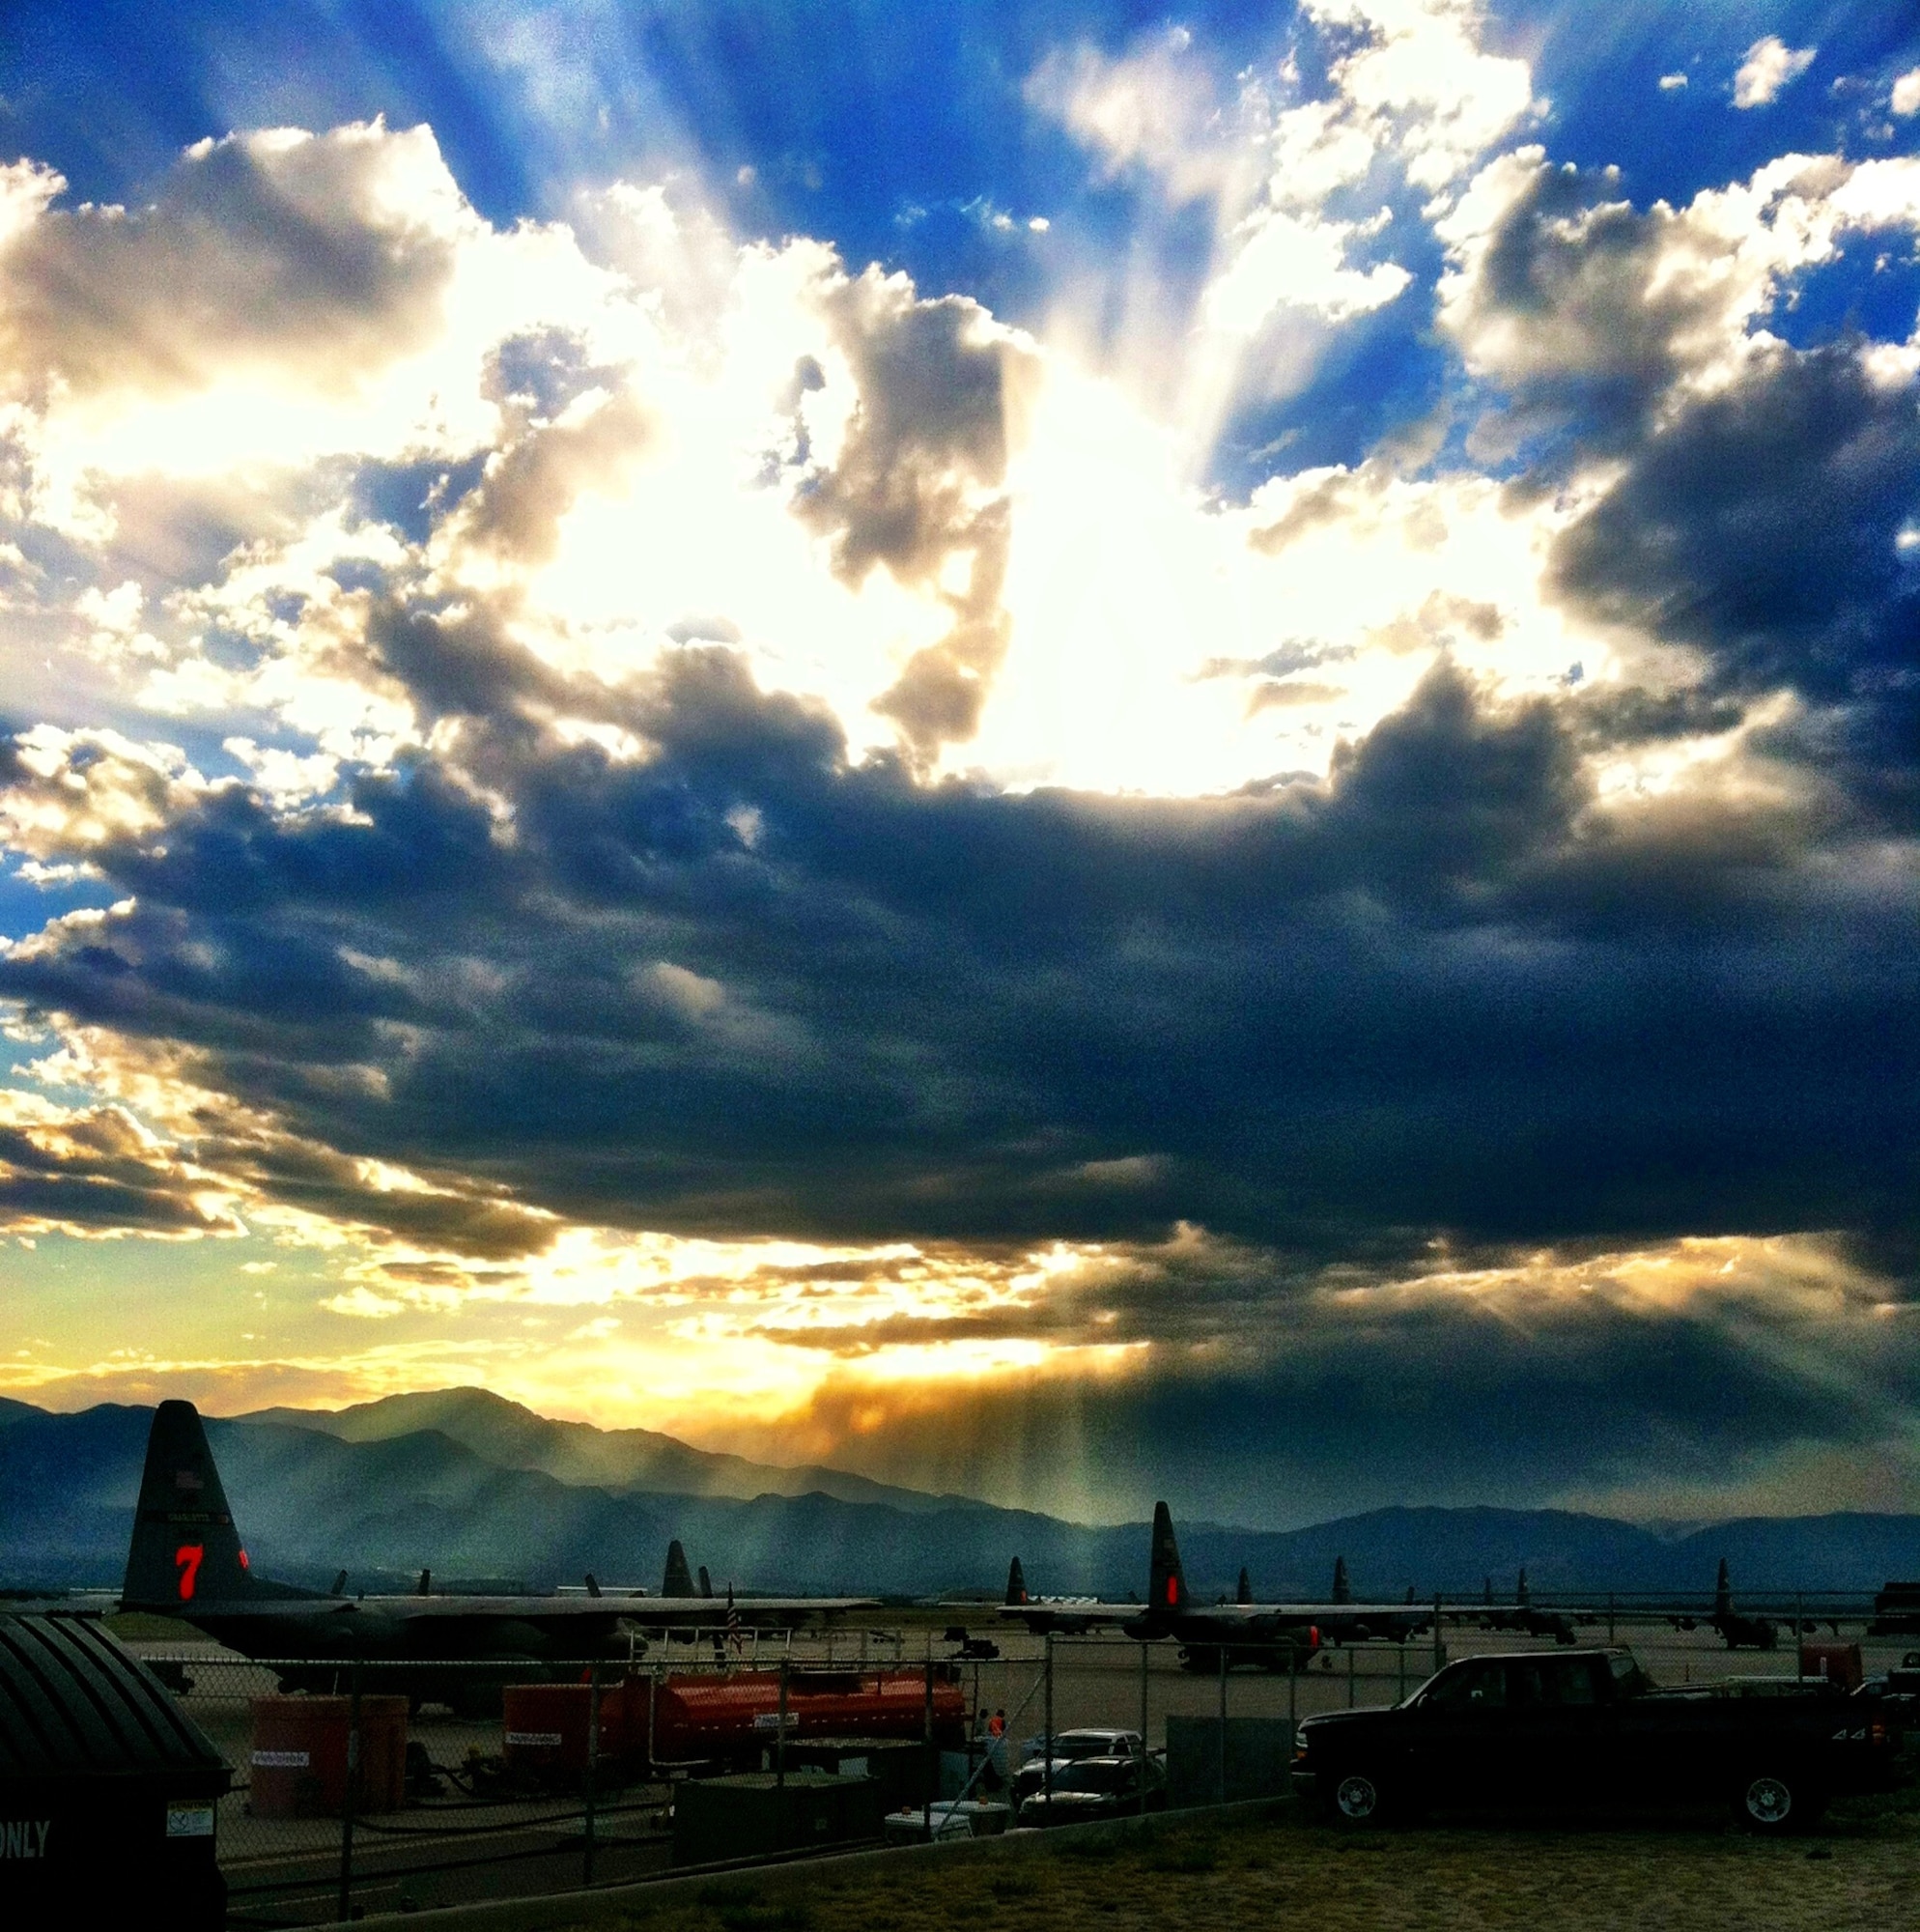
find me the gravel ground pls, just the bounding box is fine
[588,1788,1920,1932]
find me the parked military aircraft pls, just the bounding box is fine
[1669,1559,1779,1651]
[120,1400,873,1690]
[1000,1502,1437,1668]
[1476,1568,1580,1645]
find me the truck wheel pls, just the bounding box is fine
[1736,1772,1821,1834]
[1327,1771,1386,1826]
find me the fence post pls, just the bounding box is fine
[1216,1645,1228,1804]
[1607,1592,1616,1645]
[776,1657,789,1788]
[1346,1644,1356,1709]
[1398,1642,1406,1704]
[583,1662,601,1886]
[338,1656,360,1924]
[1043,1633,1054,1814]
[922,1658,935,1841]
[1431,1594,1444,1674]
[1138,1640,1149,1818]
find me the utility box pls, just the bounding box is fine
[0,1613,231,1931]
[670,1770,884,1866]
[1798,1643,1864,1691]
[248,1694,409,1817]
[1165,1717,1293,1808]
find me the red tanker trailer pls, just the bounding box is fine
[504,1666,968,1779]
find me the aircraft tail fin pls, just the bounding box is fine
[663,1540,695,1598]
[1147,1501,1187,1612]
[1517,1568,1530,1606]
[1714,1557,1732,1620]
[1236,1566,1252,1605]
[123,1400,257,1611]
[1005,1556,1028,1605]
[698,1564,713,1599]
[1332,1555,1351,1605]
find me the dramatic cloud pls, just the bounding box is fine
[3,3,1919,1522]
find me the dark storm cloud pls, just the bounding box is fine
[1442,149,1920,824]
[721,1224,1920,1523]
[1551,341,1920,817]
[4,634,1916,1274]
[0,1097,243,1237]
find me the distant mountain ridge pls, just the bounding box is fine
[4,1394,1917,1599]
[238,1386,980,1515]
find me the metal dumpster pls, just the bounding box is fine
[670,1769,884,1865]
[0,1613,230,1931]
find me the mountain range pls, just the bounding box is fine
[4,1388,1917,1602]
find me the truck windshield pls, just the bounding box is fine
[1609,1652,1654,1693]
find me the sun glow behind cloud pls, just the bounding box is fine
[4,1,1920,1525]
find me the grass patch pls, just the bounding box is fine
[1144,1836,1219,1874]
[718,1907,811,1932]
[694,1882,760,1910]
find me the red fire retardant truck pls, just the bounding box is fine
[504,1668,968,1779]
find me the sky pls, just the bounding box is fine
[2,2,1919,1531]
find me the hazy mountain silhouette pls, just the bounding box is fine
[240,1386,978,1515]
[4,1395,1916,1600]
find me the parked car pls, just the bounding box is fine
[1012,1729,1144,1801]
[1016,1753,1166,1826]
[1291,1648,1902,1834]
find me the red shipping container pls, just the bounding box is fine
[247,1696,409,1818]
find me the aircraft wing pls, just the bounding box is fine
[996,1602,1144,1632]
[381,1594,875,1626]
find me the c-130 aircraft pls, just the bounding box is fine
[997,1502,1590,1669]
[121,1400,872,1700]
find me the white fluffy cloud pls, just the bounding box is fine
[1732,37,1815,110]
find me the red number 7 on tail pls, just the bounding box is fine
[175,1544,204,1602]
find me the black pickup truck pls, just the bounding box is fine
[1291,1648,1901,1833]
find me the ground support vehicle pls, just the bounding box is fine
[1290,1648,1902,1835]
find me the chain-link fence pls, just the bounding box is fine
[121,1606,1908,1924]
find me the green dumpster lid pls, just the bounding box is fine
[0,1613,228,1779]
